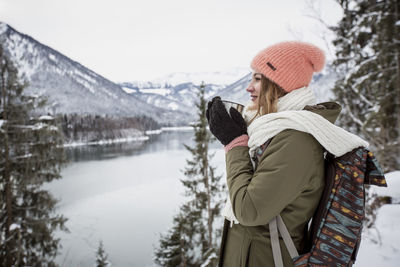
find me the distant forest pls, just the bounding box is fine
[58,113,160,144]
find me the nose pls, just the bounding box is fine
[246,83,254,93]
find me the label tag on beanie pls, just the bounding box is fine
[266,62,276,71]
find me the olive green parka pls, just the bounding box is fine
[218,102,341,267]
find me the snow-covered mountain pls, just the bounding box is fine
[125,68,251,88]
[120,81,224,116]
[119,68,250,116]
[0,22,189,125]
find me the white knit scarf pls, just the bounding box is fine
[222,86,369,225]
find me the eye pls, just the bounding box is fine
[255,77,261,81]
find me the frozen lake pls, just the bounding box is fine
[47,130,225,267]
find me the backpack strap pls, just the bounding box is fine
[277,215,299,259]
[270,217,284,267]
[269,215,299,267]
[252,138,273,169]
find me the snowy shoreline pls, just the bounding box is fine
[63,126,193,147]
[62,136,150,147]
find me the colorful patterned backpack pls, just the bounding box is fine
[254,143,387,267]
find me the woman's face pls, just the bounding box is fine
[246,72,262,105]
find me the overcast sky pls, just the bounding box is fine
[0,0,342,82]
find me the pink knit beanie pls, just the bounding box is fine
[250,41,325,92]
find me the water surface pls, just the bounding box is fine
[48,130,225,267]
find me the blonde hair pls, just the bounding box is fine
[249,75,287,123]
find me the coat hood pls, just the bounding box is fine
[304,102,342,124]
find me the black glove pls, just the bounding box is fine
[206,97,247,146]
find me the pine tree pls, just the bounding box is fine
[331,0,400,171]
[0,45,68,266]
[154,203,196,267]
[154,82,225,266]
[96,240,111,267]
[182,82,225,265]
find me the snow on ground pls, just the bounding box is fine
[160,126,193,131]
[39,115,54,120]
[355,171,400,267]
[369,171,400,202]
[63,136,149,148]
[145,129,163,135]
[145,127,194,135]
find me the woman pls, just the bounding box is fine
[206,41,368,267]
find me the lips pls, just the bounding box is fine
[251,95,258,101]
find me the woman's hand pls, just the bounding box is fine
[206,97,247,146]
